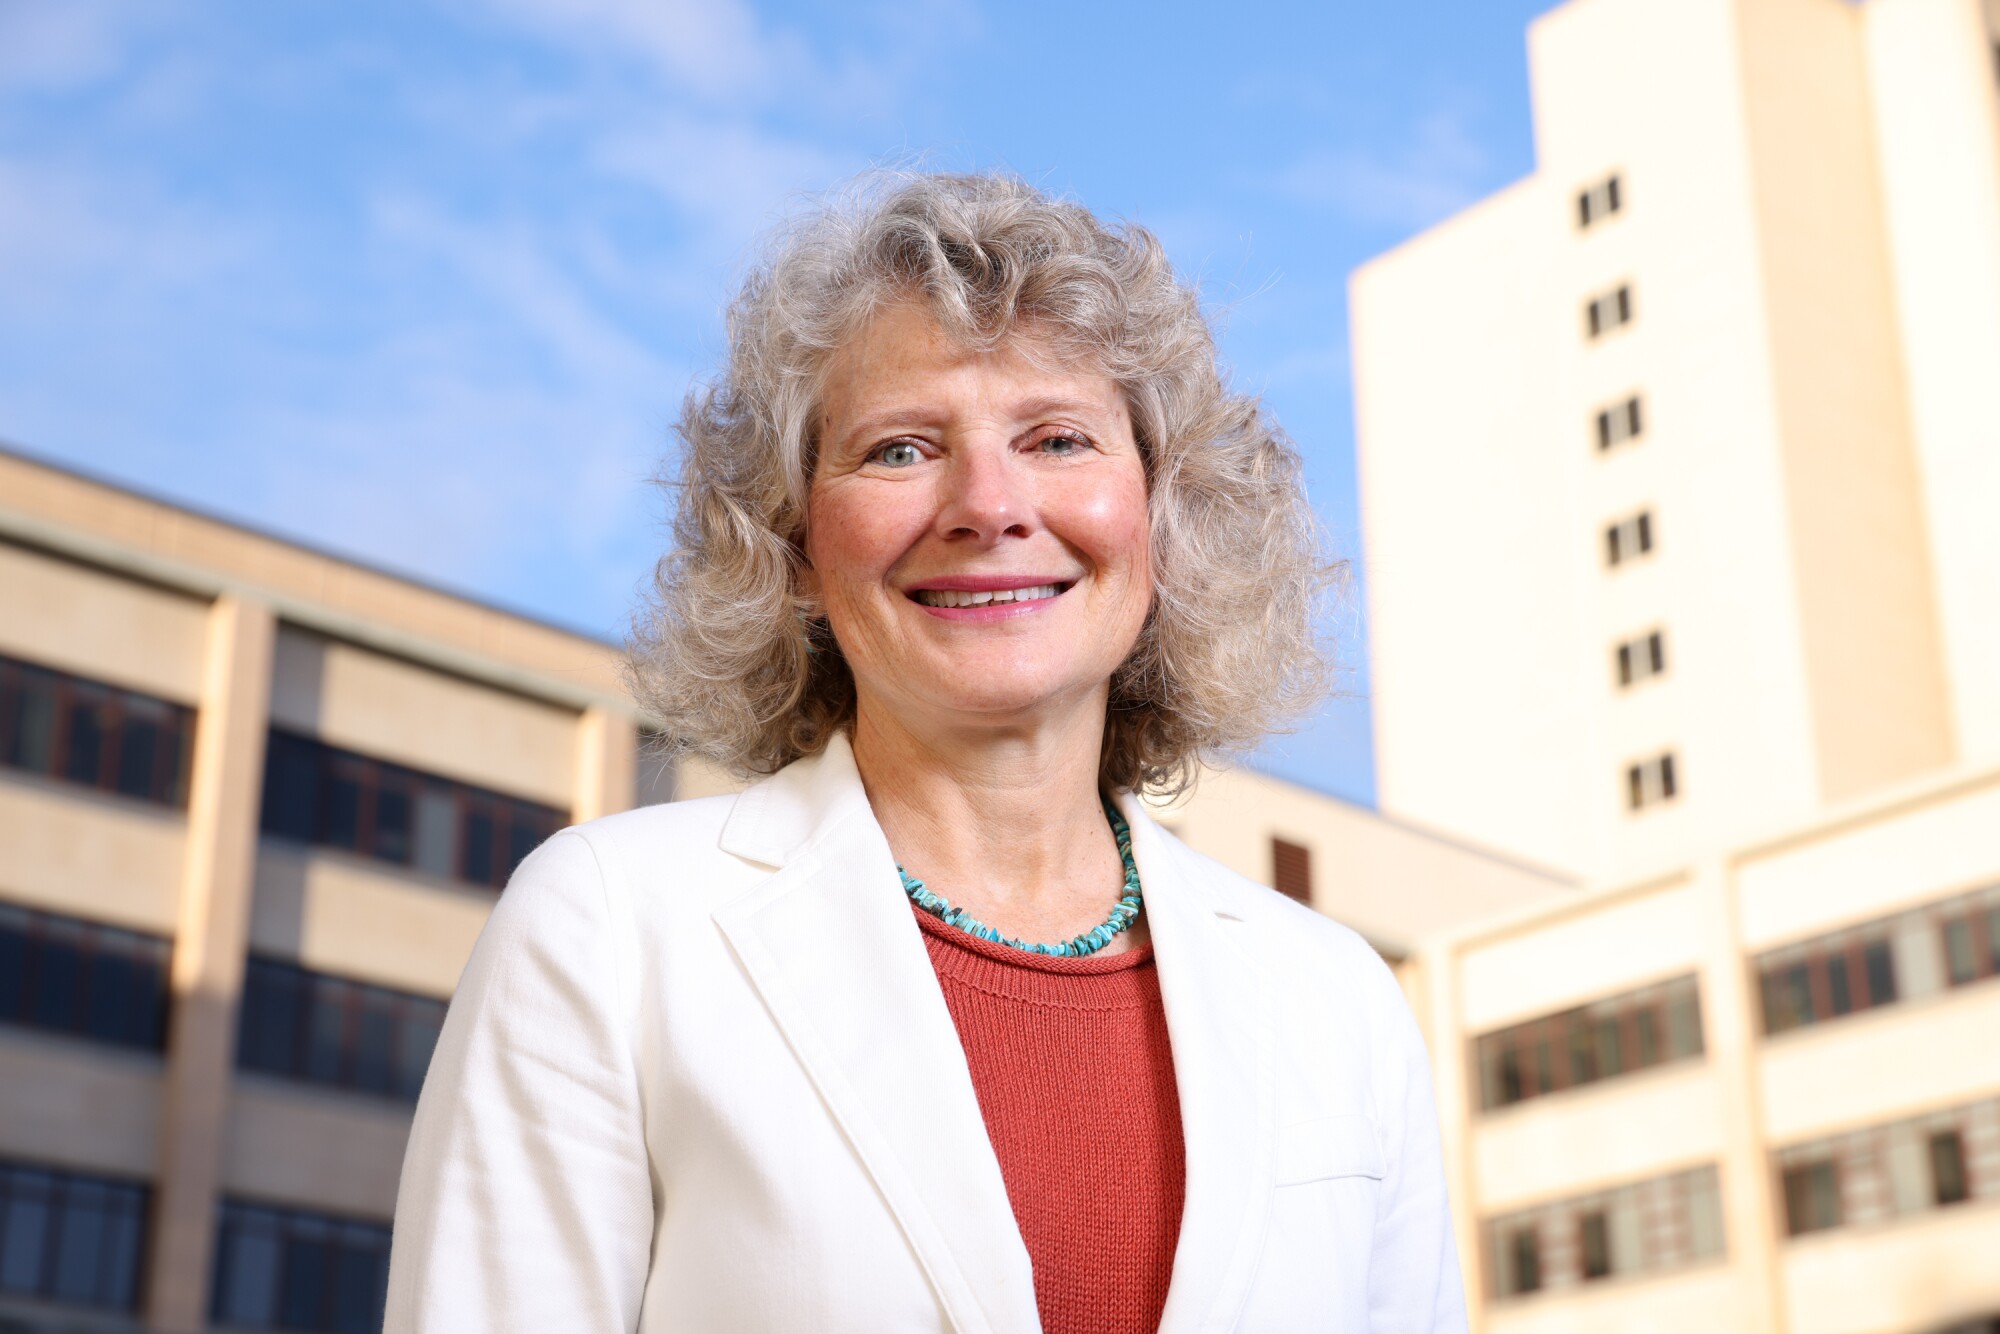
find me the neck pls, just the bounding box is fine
[849,684,1143,951]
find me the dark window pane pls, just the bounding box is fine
[1931,1130,1969,1206]
[0,912,28,1024]
[1506,1225,1540,1295]
[0,1180,51,1292]
[1595,1016,1623,1078]
[1944,919,1977,986]
[7,668,58,773]
[261,734,321,843]
[51,1182,107,1302]
[323,766,363,851]
[373,780,413,864]
[1635,1007,1660,1067]
[1988,906,2000,975]
[32,920,84,1033]
[1568,1020,1597,1086]
[1636,511,1654,551]
[1827,954,1853,1016]
[115,715,162,800]
[97,1195,143,1308]
[352,990,397,1094]
[1532,1039,1554,1096]
[1863,939,1897,1007]
[330,1239,387,1334]
[1580,1211,1611,1279]
[464,808,496,887]
[214,1214,281,1326]
[280,1228,331,1331]
[83,947,139,1047]
[1607,175,1622,210]
[1783,1161,1841,1235]
[62,690,111,786]
[241,960,308,1078]
[1497,1046,1522,1107]
[1658,753,1676,799]
[307,980,352,1084]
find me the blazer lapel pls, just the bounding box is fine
[712,737,1041,1334]
[1120,795,1278,1334]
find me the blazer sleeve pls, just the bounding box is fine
[384,829,654,1333]
[1366,955,1471,1333]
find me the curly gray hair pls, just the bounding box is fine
[629,171,1333,795]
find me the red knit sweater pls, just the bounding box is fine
[914,905,1185,1334]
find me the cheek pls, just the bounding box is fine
[807,484,926,597]
[1069,474,1152,581]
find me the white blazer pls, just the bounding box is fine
[384,733,1467,1332]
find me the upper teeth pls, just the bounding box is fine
[915,584,1062,608]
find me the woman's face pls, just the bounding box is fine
[804,301,1153,732]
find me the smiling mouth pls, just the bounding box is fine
[910,583,1069,609]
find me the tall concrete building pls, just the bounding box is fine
[1353,0,2000,1330]
[1354,0,2000,887]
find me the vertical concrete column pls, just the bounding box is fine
[572,704,638,824]
[1693,856,1788,1333]
[146,595,275,1334]
[1422,941,1485,1331]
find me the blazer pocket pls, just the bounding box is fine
[1274,1113,1386,1187]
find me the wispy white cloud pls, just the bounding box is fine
[1272,106,1494,232]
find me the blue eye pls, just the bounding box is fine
[1040,433,1088,455]
[875,442,921,467]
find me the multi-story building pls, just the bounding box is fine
[1352,0,2000,1328]
[0,442,1564,1333]
[0,446,649,1334]
[1354,0,2000,888]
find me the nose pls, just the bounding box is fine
[934,440,1034,543]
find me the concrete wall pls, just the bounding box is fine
[0,541,208,704]
[269,626,580,808]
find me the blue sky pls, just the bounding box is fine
[0,0,1551,803]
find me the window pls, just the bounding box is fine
[1931,1130,1970,1206]
[238,956,446,1102]
[1624,752,1677,811]
[1271,838,1312,905]
[212,1200,391,1333]
[1614,630,1667,688]
[0,653,194,806]
[261,730,567,891]
[1585,283,1634,338]
[1940,895,2000,988]
[1485,1166,1723,1300]
[1577,173,1623,228]
[1603,510,1656,567]
[1475,974,1703,1111]
[1595,395,1644,452]
[0,901,171,1051]
[1756,885,2000,1036]
[1782,1160,1842,1236]
[1497,1224,1541,1297]
[1774,1093,1998,1239]
[0,1159,147,1311]
[1579,1211,1612,1280]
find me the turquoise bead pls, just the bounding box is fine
[896,797,1144,959]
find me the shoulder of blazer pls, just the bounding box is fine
[557,791,762,917]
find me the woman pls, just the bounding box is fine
[386,173,1464,1333]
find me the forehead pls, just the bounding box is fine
[819,300,1124,430]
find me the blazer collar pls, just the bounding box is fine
[713,737,1275,1334]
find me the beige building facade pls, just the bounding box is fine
[1352,0,2000,1329]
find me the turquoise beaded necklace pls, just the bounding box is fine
[897,797,1143,958]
